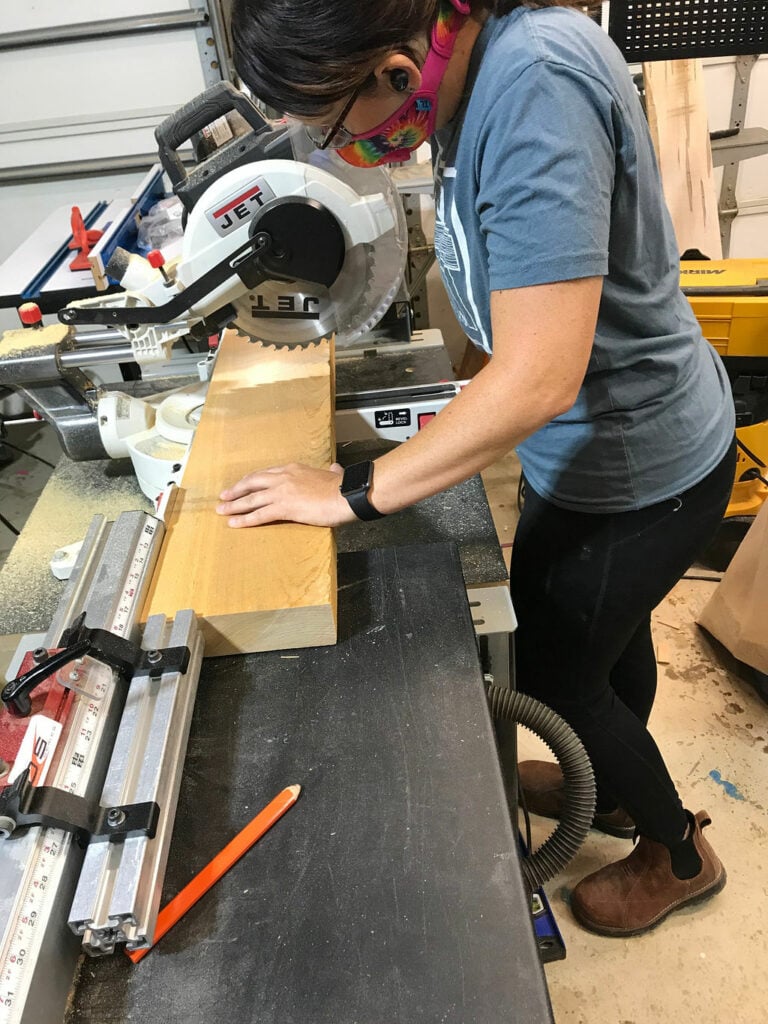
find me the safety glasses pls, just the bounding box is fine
[305,77,372,151]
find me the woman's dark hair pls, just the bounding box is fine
[232,1,599,117]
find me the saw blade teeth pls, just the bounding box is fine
[226,194,403,347]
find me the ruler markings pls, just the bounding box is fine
[0,515,159,1023]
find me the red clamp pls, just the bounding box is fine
[69,206,104,272]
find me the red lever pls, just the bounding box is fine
[69,206,103,272]
[147,248,172,283]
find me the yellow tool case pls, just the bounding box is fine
[683,258,768,361]
[682,259,768,565]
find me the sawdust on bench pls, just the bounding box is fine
[0,457,151,635]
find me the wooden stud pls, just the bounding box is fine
[644,59,723,260]
[142,333,337,657]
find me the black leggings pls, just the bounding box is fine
[510,439,736,847]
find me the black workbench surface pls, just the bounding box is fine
[336,440,506,589]
[67,545,552,1024]
[335,344,453,394]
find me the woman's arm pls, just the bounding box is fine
[216,276,602,527]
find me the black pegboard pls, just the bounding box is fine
[609,1,768,63]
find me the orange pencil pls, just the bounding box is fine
[127,784,301,964]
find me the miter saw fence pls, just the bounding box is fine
[57,82,408,354]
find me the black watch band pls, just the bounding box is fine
[340,460,385,521]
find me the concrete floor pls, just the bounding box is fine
[1,427,767,1022]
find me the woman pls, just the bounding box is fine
[224,0,735,936]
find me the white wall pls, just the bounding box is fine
[0,1,212,333]
[702,55,768,256]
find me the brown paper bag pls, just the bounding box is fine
[697,500,768,674]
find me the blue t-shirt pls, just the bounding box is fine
[432,7,734,512]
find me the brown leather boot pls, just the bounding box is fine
[570,810,726,936]
[518,760,636,839]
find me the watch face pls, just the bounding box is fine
[342,461,372,495]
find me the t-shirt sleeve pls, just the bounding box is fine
[476,60,616,291]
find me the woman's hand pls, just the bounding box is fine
[216,462,356,528]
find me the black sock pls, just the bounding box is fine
[594,802,619,816]
[668,811,703,880]
[594,785,620,816]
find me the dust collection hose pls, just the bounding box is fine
[486,684,596,893]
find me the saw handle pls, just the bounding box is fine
[157,81,267,157]
[156,81,272,194]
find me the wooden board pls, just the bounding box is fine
[644,58,723,260]
[142,334,337,657]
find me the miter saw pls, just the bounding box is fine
[0,83,427,496]
[60,80,407,350]
[70,133,412,496]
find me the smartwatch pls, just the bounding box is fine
[340,460,385,521]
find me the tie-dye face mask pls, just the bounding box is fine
[331,0,471,168]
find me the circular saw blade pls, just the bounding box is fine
[232,154,407,347]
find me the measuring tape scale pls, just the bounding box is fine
[0,675,116,1023]
[113,520,157,639]
[0,517,159,1023]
